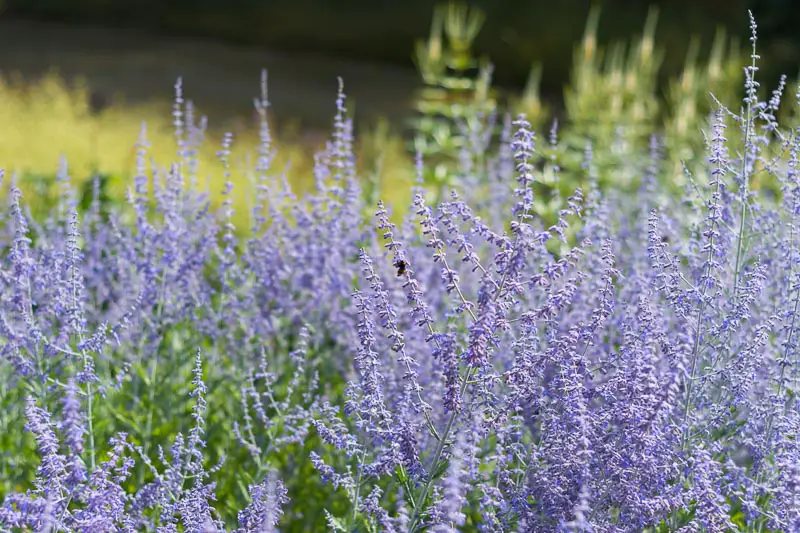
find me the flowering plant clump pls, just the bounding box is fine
[2,13,800,533]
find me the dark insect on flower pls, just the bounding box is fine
[394,259,407,277]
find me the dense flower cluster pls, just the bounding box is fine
[2,16,800,532]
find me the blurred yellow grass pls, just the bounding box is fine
[0,71,414,228]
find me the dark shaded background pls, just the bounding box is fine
[6,0,798,88]
[1,0,798,131]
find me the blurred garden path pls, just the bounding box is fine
[0,17,420,141]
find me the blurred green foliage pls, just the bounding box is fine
[408,2,755,221]
[409,2,498,195]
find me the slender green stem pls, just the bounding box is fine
[681,298,708,451]
[142,353,159,453]
[409,366,474,531]
[138,271,169,484]
[75,324,96,471]
[85,368,96,471]
[732,39,757,302]
[350,451,367,528]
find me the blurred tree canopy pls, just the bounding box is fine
[3,0,796,93]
